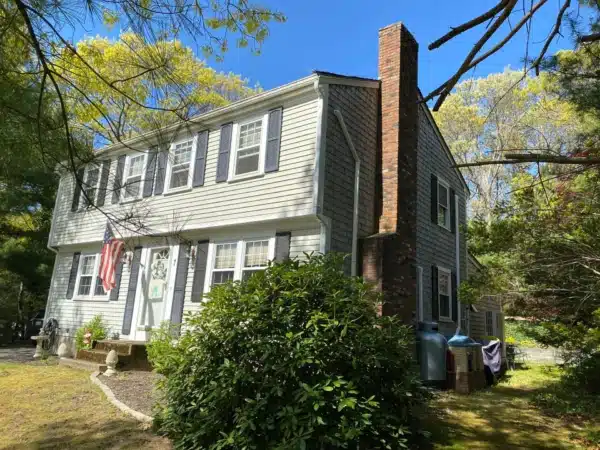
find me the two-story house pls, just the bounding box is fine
[44,22,475,356]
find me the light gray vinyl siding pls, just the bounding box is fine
[470,296,502,340]
[322,84,379,271]
[46,225,322,337]
[49,92,319,247]
[45,249,131,336]
[180,226,321,317]
[416,106,468,337]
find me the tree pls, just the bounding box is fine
[55,32,256,147]
[434,69,588,221]
[426,0,600,111]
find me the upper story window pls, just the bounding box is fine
[168,139,194,190]
[81,166,100,208]
[437,178,450,230]
[123,154,145,200]
[207,237,274,289]
[75,253,107,299]
[234,118,264,176]
[438,267,451,321]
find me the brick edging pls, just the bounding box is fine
[90,371,153,424]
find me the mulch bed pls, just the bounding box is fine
[99,371,163,416]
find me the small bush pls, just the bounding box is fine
[75,315,108,351]
[148,254,429,449]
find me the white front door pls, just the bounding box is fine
[132,247,173,341]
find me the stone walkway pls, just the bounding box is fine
[0,344,36,362]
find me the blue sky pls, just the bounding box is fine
[75,1,580,97]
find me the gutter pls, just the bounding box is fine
[333,109,361,277]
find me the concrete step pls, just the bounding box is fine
[59,357,106,372]
[95,339,146,354]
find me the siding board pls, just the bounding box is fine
[49,94,319,247]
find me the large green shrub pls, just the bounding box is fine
[75,314,107,351]
[148,254,429,449]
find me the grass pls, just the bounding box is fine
[426,364,600,450]
[0,362,171,449]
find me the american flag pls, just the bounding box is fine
[99,224,125,292]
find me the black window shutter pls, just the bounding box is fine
[274,232,291,262]
[71,168,85,212]
[216,123,233,183]
[431,265,439,321]
[170,244,190,328]
[190,240,209,303]
[430,174,438,224]
[154,150,168,195]
[142,149,158,198]
[192,130,209,187]
[96,160,111,207]
[265,107,283,173]
[112,155,126,204]
[450,188,457,234]
[66,252,81,299]
[109,260,124,301]
[451,270,458,323]
[122,246,142,335]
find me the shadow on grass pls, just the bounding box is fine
[423,366,586,450]
[3,418,171,450]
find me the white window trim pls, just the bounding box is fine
[437,176,451,231]
[164,135,198,194]
[73,252,109,301]
[204,235,275,294]
[437,266,452,322]
[228,113,269,182]
[80,164,101,209]
[121,152,148,203]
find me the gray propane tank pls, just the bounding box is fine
[416,321,448,384]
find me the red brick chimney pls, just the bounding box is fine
[362,22,419,323]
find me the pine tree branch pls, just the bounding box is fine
[453,153,600,168]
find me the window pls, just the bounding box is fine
[485,311,494,336]
[437,178,450,229]
[123,154,145,200]
[438,267,451,320]
[212,242,237,285]
[81,166,100,208]
[75,253,107,299]
[168,139,194,190]
[208,237,274,288]
[241,240,270,280]
[234,118,263,176]
[461,307,469,334]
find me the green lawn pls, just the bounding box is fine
[0,362,171,449]
[427,364,599,449]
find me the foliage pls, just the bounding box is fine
[504,320,543,348]
[75,315,108,351]
[148,254,429,450]
[55,33,257,146]
[434,69,588,222]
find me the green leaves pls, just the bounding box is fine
[147,254,429,449]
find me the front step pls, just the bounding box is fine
[76,340,151,371]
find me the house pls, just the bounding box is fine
[44,22,489,357]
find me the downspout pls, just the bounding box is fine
[333,109,360,277]
[455,193,461,331]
